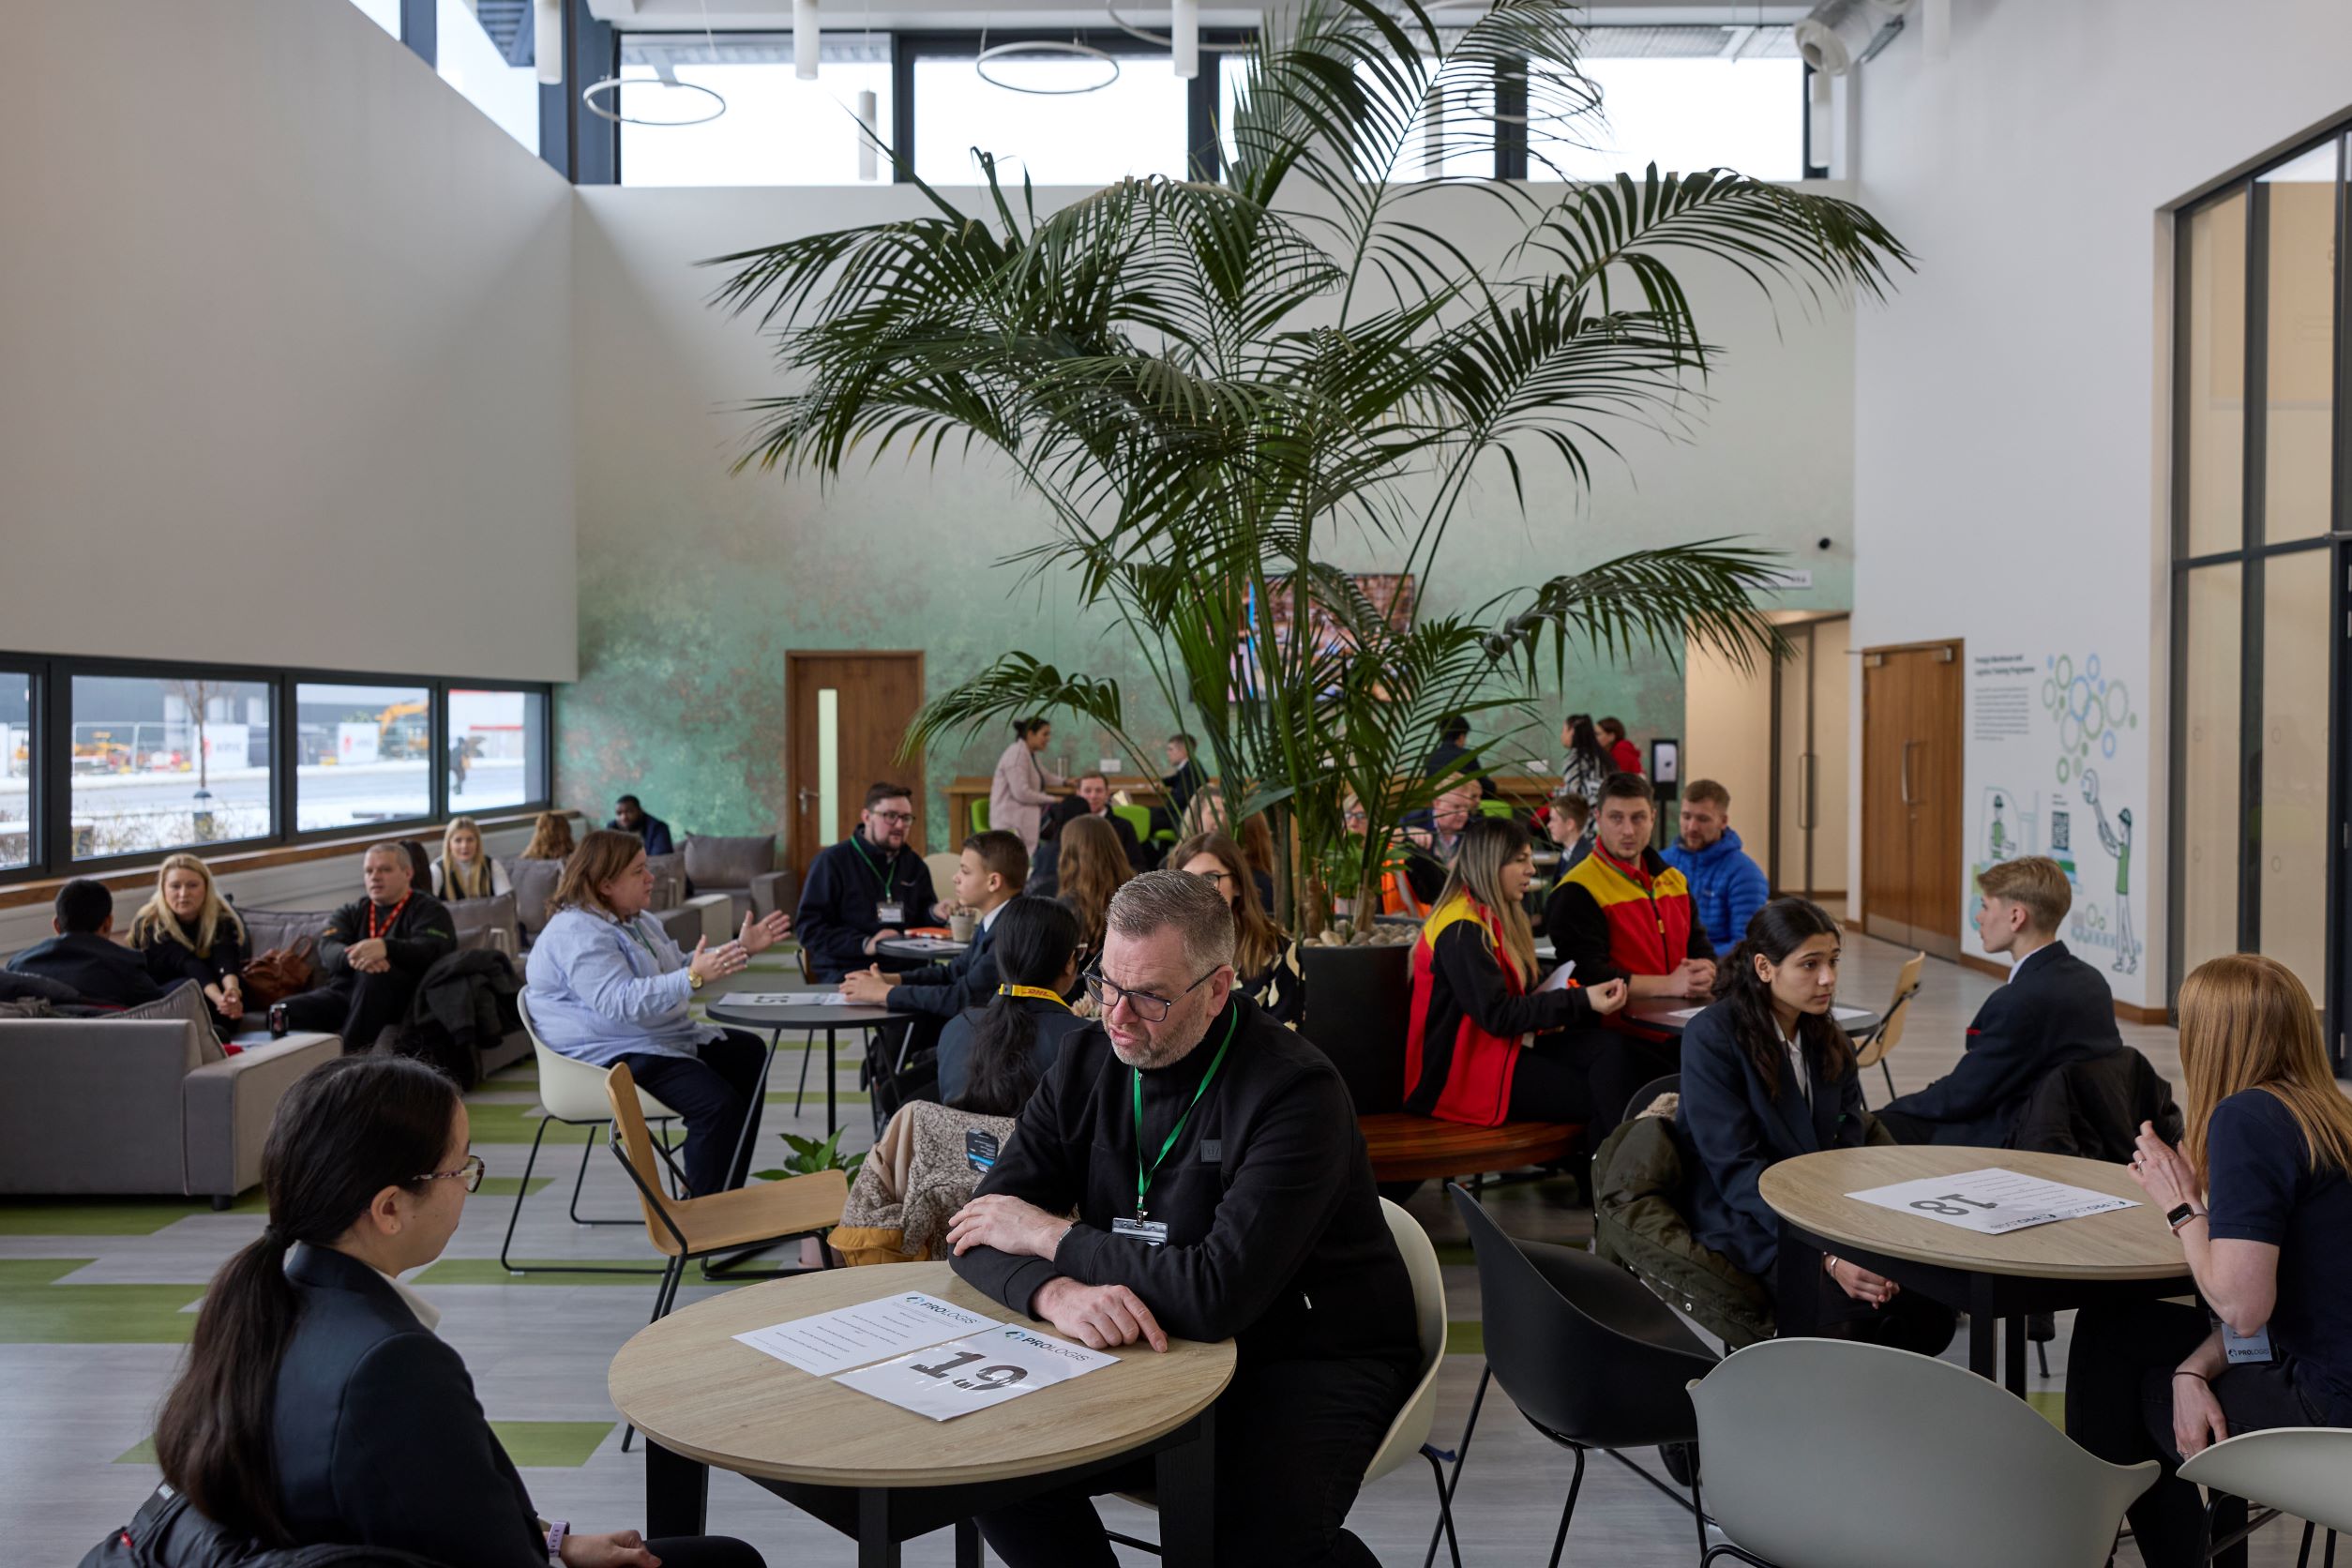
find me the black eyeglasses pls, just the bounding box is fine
[412,1153,486,1193]
[1082,966,1221,1024]
[871,810,915,824]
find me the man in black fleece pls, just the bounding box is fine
[280,842,456,1051]
[792,782,938,983]
[946,870,1417,1568]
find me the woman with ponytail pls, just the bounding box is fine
[938,896,1086,1110]
[1676,897,1955,1353]
[152,1054,764,1568]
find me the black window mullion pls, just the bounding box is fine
[2239,182,2269,954]
[892,33,914,185]
[1495,56,1528,181]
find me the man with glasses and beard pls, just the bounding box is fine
[793,782,941,983]
[944,871,1417,1568]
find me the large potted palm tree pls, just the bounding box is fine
[711,0,1907,942]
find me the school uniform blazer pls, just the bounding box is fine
[270,1243,545,1568]
[1676,1002,1869,1278]
[990,740,1064,852]
[1878,942,2122,1148]
[888,913,1002,1019]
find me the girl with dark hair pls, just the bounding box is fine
[1554,715,1613,850]
[1677,897,1956,1353]
[1404,816,1628,1127]
[1055,814,1133,957]
[939,896,1087,1110]
[152,1053,763,1568]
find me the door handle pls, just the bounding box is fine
[1798,753,1816,831]
[796,785,818,812]
[1899,740,1918,806]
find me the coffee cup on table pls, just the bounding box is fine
[949,910,976,943]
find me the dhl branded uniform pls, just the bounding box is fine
[1404,894,1600,1127]
[1543,843,1715,1020]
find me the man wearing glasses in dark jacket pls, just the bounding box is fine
[946,870,1418,1568]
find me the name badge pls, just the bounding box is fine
[964,1129,1000,1175]
[1112,1216,1169,1246]
[2224,1324,2276,1364]
[877,900,905,925]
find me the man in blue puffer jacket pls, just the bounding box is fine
[1659,779,1771,951]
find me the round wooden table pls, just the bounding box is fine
[705,1000,912,1143]
[874,936,969,963]
[1760,1146,2191,1395]
[611,1261,1236,1567]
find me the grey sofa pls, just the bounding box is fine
[238,903,529,1076]
[491,855,702,950]
[0,983,339,1205]
[683,833,795,927]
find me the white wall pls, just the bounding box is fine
[1847,0,2352,1007]
[563,179,1864,840]
[0,0,579,682]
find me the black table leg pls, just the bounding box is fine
[1967,1288,1998,1382]
[2003,1313,2028,1396]
[954,1518,982,1568]
[719,1026,783,1192]
[825,1026,839,1138]
[858,1489,899,1568]
[644,1440,709,1537]
[1155,1408,1217,1567]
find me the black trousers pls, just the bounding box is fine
[1504,1029,1681,1137]
[638,1538,764,1568]
[1507,1032,1595,1123]
[975,1355,1410,1568]
[1869,1106,1935,1145]
[1771,1238,1958,1356]
[279,969,422,1053]
[2065,1300,2323,1568]
[624,1030,769,1197]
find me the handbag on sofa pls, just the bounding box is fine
[239,938,317,1008]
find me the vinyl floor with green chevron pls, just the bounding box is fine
[6,940,2251,1565]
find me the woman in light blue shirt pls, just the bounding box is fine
[524,830,790,1196]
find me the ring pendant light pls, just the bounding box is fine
[973,37,1122,95]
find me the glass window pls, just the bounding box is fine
[2183,191,2247,557]
[2179,564,2242,976]
[619,36,894,186]
[297,683,433,833]
[0,670,28,871]
[68,674,274,861]
[447,688,548,811]
[915,43,1190,187]
[1529,29,1802,182]
[2258,549,2331,994]
[437,0,539,152]
[350,0,402,38]
[1219,45,1493,181]
[2261,143,2339,544]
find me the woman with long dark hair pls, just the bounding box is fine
[1677,897,1955,1352]
[938,896,1087,1109]
[152,1054,761,1568]
[1554,713,1614,840]
[2067,954,2352,1568]
[1055,814,1133,957]
[1170,830,1304,1027]
[1404,816,1627,1127]
[990,716,1064,852]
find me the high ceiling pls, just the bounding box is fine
[583,0,1812,33]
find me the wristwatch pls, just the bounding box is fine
[689,969,705,991]
[544,1519,569,1566]
[2166,1202,2200,1232]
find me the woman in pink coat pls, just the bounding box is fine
[989,716,1063,851]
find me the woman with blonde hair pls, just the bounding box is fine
[129,852,249,1034]
[521,830,789,1197]
[519,810,575,862]
[1404,816,1626,1127]
[2067,954,2352,1568]
[430,816,512,902]
[1054,814,1133,957]
[1170,830,1304,1026]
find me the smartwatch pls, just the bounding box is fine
[544,1519,569,1566]
[2166,1202,2200,1232]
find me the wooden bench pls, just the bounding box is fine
[1358,1112,1583,1184]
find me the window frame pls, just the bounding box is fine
[0,652,556,887]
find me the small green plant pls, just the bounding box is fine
[754,1127,865,1183]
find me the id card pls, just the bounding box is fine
[2224,1323,2276,1364]
[965,1129,1000,1176]
[877,901,905,925]
[1112,1216,1169,1246]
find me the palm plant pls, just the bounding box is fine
[709,0,1910,929]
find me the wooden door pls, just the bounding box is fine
[785,652,927,884]
[1772,616,1852,902]
[1862,640,1963,958]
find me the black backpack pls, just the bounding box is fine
[83,1485,451,1568]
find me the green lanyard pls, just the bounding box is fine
[615,918,658,962]
[850,836,898,894]
[1132,1007,1239,1218]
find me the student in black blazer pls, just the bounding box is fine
[1678,898,1956,1353]
[937,897,1090,1107]
[841,831,1029,1059]
[150,1054,762,1568]
[1876,856,2121,1148]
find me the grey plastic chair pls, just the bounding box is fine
[1689,1337,2157,1568]
[2180,1426,2352,1564]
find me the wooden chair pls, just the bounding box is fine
[603,1061,848,1326]
[1850,952,1925,1104]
